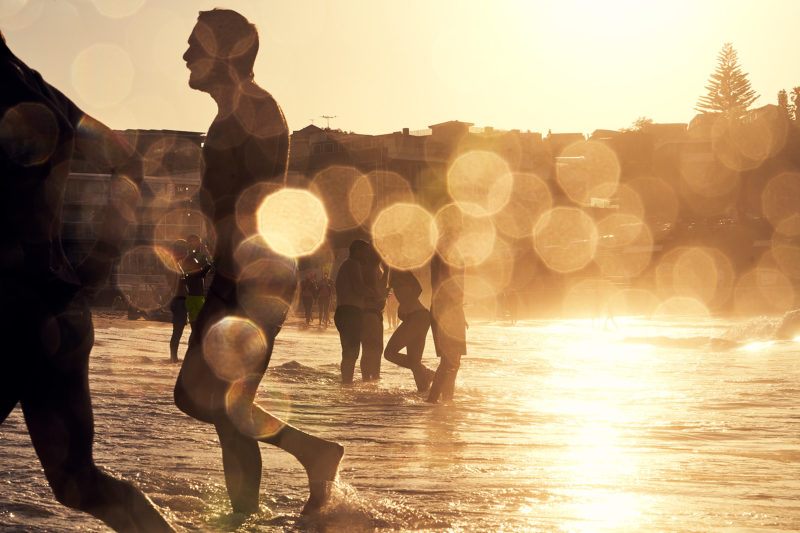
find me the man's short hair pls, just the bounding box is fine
[196,9,258,80]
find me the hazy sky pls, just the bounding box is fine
[4,0,800,136]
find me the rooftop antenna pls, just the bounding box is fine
[309,118,315,125]
[321,115,337,129]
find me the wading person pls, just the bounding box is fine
[0,32,174,532]
[173,9,343,515]
[360,244,388,381]
[317,270,333,327]
[383,270,434,392]
[334,239,371,384]
[426,254,467,403]
[168,239,190,363]
[182,233,213,327]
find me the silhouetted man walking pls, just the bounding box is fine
[173,9,343,515]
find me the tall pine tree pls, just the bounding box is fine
[696,43,759,120]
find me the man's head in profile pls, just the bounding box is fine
[183,9,258,92]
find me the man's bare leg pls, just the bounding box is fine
[224,375,344,514]
[21,315,174,533]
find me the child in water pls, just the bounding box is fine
[383,269,435,392]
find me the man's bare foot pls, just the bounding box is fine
[300,441,344,515]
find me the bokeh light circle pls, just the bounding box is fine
[235,235,298,327]
[734,267,794,315]
[533,207,598,273]
[491,172,552,240]
[762,172,800,233]
[203,316,268,383]
[360,170,415,228]
[71,43,134,108]
[225,384,289,440]
[594,213,653,279]
[434,203,496,269]
[447,150,513,216]
[257,188,328,257]
[116,245,173,312]
[310,165,370,231]
[371,202,437,270]
[236,181,284,237]
[0,103,59,167]
[91,0,146,19]
[556,141,620,206]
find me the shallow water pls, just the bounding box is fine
[2,313,800,531]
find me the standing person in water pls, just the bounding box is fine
[317,269,333,327]
[168,239,190,363]
[427,254,467,403]
[383,270,435,392]
[334,239,372,384]
[0,31,175,531]
[300,272,317,325]
[360,244,389,381]
[182,233,213,327]
[174,9,343,515]
[385,287,399,330]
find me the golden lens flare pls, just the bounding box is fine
[627,177,678,240]
[225,383,289,440]
[434,203,496,269]
[762,172,800,233]
[141,135,202,177]
[116,245,173,311]
[0,103,59,167]
[563,278,617,319]
[151,209,215,270]
[467,237,515,295]
[607,288,659,317]
[430,275,468,340]
[371,202,438,270]
[310,166,370,231]
[234,236,298,327]
[361,170,415,228]
[734,267,795,315]
[491,172,552,240]
[594,214,653,279]
[257,188,328,258]
[712,109,788,172]
[71,43,134,108]
[533,207,598,274]
[655,247,733,309]
[654,296,710,317]
[90,0,145,19]
[203,316,268,383]
[614,183,645,219]
[236,181,283,237]
[679,150,739,199]
[446,150,513,216]
[108,174,141,223]
[556,140,620,207]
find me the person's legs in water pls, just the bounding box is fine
[169,297,187,363]
[333,305,362,384]
[427,353,461,403]
[16,296,174,532]
[360,310,383,381]
[302,296,313,325]
[384,310,434,392]
[175,291,344,514]
[318,297,329,326]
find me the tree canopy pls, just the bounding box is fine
[696,43,759,119]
